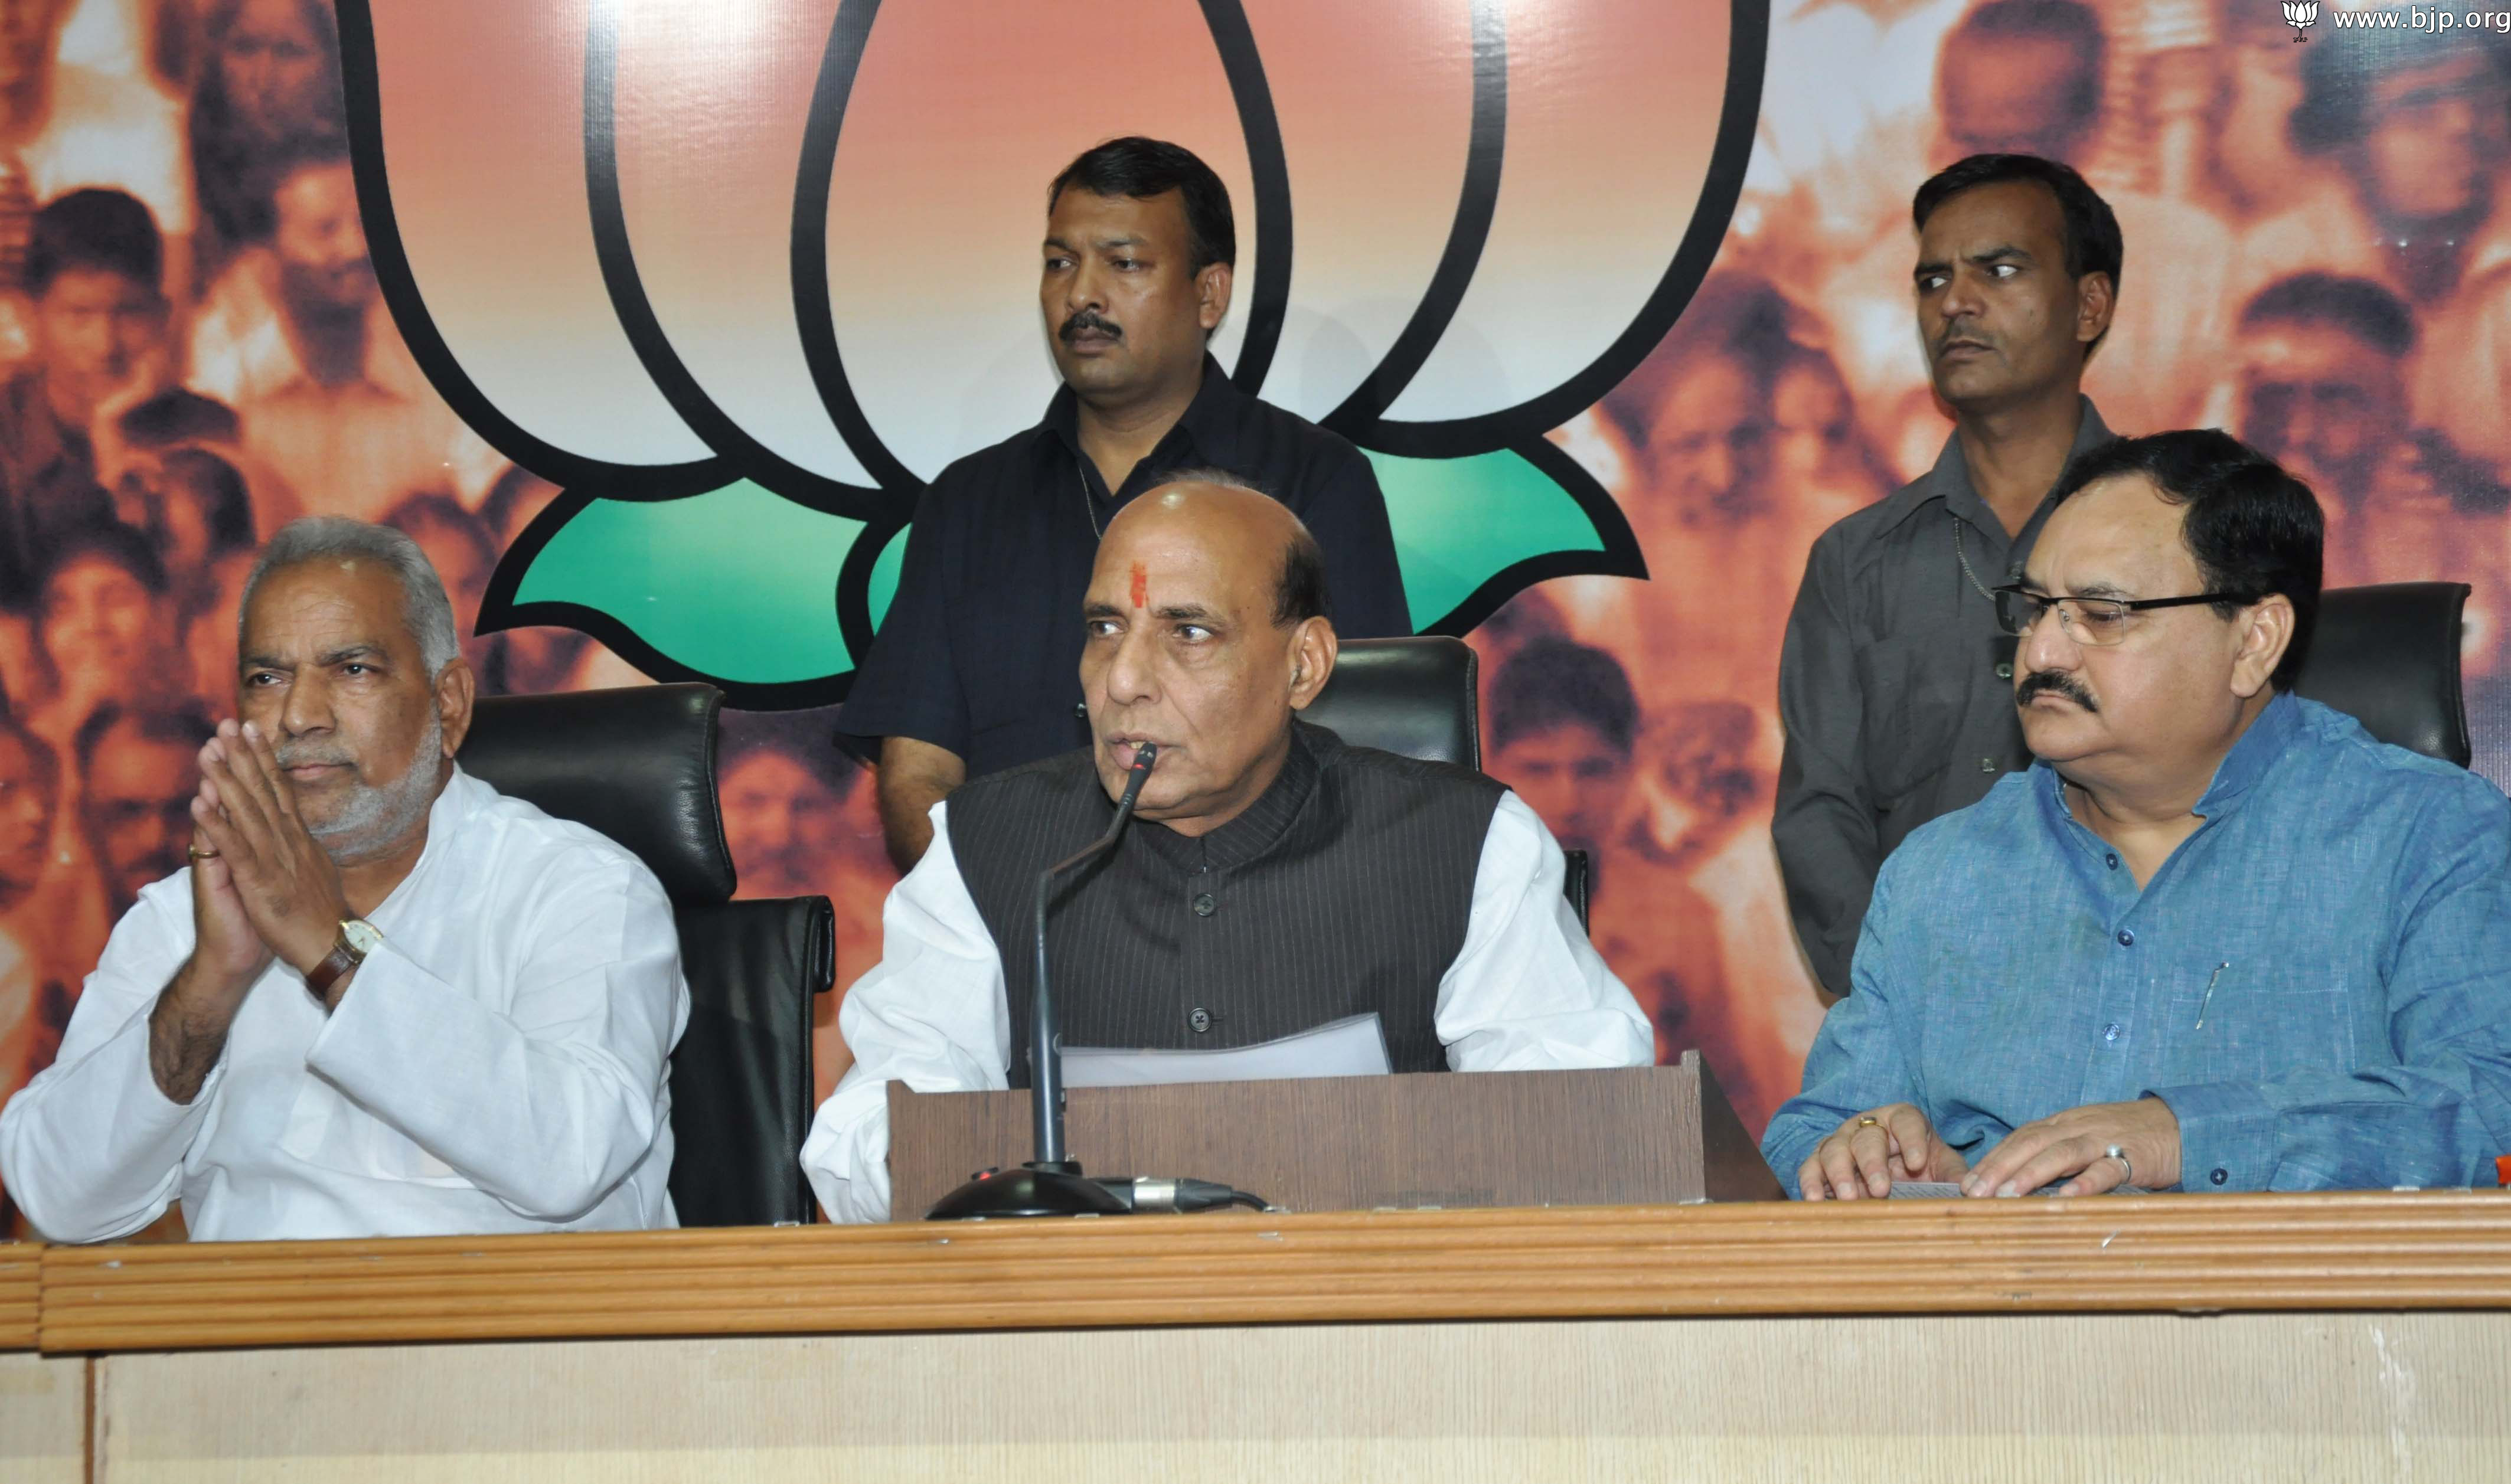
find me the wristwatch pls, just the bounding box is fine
[305,918,384,1002]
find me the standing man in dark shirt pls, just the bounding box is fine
[1775,153,2121,1000]
[838,137,1409,870]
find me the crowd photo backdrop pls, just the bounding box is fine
[4,0,2509,1229]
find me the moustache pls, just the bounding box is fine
[273,741,355,769]
[1059,309,1122,344]
[2015,670,2098,712]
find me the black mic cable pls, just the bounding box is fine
[1089,1177,1277,1214]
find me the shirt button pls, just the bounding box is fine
[2105,853,2119,870]
[2116,929,2136,947]
[1979,756,1997,774]
[2102,1022,2123,1042]
[1188,1008,1212,1034]
[1995,662,2013,679]
[1192,893,1216,917]
[2209,1169,2228,1186]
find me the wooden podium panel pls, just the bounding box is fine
[19,1200,2511,1476]
[887,1054,1782,1220]
[12,1198,2511,1480]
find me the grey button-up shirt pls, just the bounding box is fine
[1774,400,2114,998]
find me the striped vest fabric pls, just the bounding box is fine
[946,720,1503,1084]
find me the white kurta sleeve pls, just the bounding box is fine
[0,882,217,1243]
[800,804,1011,1224]
[1436,792,1654,1071]
[302,857,686,1224]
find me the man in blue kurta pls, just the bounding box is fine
[1764,429,2511,1200]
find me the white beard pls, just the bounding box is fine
[306,708,446,860]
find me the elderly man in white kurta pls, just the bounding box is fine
[0,518,688,1241]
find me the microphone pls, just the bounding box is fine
[1030,741,1158,1170]
[926,742,1160,1220]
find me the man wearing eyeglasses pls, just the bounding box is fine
[1764,429,2511,1200]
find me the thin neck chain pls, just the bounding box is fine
[1076,455,1105,540]
[1952,515,1998,602]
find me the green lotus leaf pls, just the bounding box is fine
[512,482,864,685]
[864,447,1616,640]
[1366,447,1613,635]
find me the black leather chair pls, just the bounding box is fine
[1305,636,1591,928]
[458,684,835,1227]
[1304,635,1481,769]
[2293,582,2473,766]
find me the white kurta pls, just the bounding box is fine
[802,790,1653,1223]
[0,767,690,1242]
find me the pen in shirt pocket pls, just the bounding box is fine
[2194,961,2231,1029]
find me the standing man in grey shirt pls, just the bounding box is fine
[1775,153,2123,1000]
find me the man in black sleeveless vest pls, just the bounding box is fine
[803,477,1650,1222]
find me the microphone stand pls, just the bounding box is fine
[926,743,1158,1220]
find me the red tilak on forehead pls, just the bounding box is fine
[1130,561,1148,609]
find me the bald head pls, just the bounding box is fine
[1101,476,1327,627]
[1079,475,1340,835]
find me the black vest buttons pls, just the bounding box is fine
[1189,1008,1212,1033]
[1193,893,1216,917]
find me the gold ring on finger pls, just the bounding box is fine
[1856,1116,1881,1129]
[187,846,221,862]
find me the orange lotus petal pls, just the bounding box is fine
[1239,0,1480,424]
[817,0,1258,480]
[1388,0,1733,424]
[610,0,878,487]
[367,0,708,465]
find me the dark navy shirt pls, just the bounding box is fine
[839,357,1410,777]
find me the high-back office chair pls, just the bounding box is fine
[1303,636,1592,928]
[2292,583,2473,766]
[458,684,835,1227]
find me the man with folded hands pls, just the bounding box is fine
[804,475,1651,1222]
[0,518,688,1240]
[1764,430,2511,1200]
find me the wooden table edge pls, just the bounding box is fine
[20,1191,2511,1354]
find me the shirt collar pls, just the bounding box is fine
[1873,396,2112,540]
[2032,689,2303,827]
[2193,689,2302,816]
[1135,718,1325,873]
[368,763,481,921]
[1036,353,1243,471]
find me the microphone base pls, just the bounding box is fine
[925,1161,1131,1221]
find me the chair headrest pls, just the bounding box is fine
[2291,581,2472,767]
[1300,636,1480,769]
[458,684,737,903]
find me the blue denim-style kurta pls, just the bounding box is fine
[1762,693,2511,1195]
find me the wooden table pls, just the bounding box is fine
[5,1193,2508,1480]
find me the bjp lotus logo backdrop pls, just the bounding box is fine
[335,0,1764,707]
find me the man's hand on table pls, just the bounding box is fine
[1961,1096,2181,1198]
[1798,1103,1969,1199]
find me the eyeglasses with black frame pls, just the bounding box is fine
[1990,583,2255,646]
